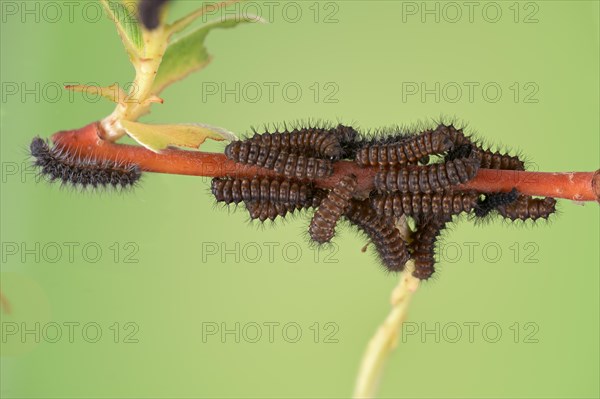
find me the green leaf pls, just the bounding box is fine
[152,15,264,94]
[101,0,144,58]
[121,120,238,153]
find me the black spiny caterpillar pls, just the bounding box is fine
[30,137,142,190]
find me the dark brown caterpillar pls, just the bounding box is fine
[374,151,481,193]
[211,177,312,206]
[410,216,452,280]
[474,189,519,217]
[448,145,525,171]
[309,174,358,244]
[496,196,557,221]
[224,137,333,179]
[355,124,459,167]
[30,137,141,189]
[445,132,525,171]
[370,192,480,222]
[344,199,410,272]
[226,124,359,160]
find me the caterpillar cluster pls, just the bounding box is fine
[216,122,557,280]
[29,119,557,280]
[30,137,142,190]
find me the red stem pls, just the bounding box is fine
[51,122,600,203]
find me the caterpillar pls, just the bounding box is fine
[374,151,481,194]
[354,124,460,167]
[344,199,410,272]
[447,145,525,171]
[30,137,141,189]
[226,124,359,161]
[370,191,480,222]
[224,141,333,179]
[211,177,313,206]
[309,174,358,244]
[496,196,557,221]
[445,133,525,171]
[410,216,452,280]
[474,188,520,217]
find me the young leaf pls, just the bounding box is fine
[167,0,239,35]
[101,0,144,59]
[121,120,237,153]
[152,15,264,94]
[65,84,128,104]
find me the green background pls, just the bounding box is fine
[1,1,599,397]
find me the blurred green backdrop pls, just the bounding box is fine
[1,1,599,398]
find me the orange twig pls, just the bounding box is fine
[50,121,600,203]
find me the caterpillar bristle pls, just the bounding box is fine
[30,137,142,190]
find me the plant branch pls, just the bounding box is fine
[353,263,420,398]
[50,122,600,202]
